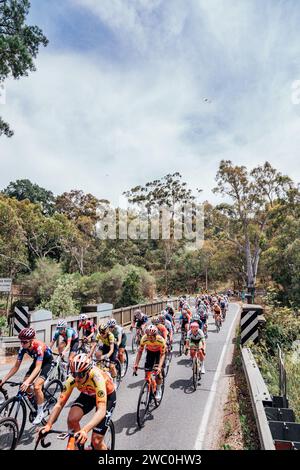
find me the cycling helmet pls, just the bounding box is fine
[107,318,116,328]
[98,323,108,333]
[151,316,160,325]
[18,328,35,341]
[145,325,157,336]
[79,314,87,321]
[158,314,165,323]
[57,319,67,329]
[134,309,142,320]
[69,353,92,374]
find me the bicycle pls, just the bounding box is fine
[134,368,165,428]
[189,347,203,391]
[163,339,173,377]
[0,417,19,450]
[34,423,115,450]
[221,308,227,321]
[44,353,68,387]
[215,315,222,333]
[0,379,63,441]
[179,328,187,356]
[119,348,129,379]
[131,327,142,354]
[77,338,93,355]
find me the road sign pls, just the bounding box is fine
[0,278,12,293]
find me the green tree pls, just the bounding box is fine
[117,270,142,308]
[3,179,55,215]
[43,274,79,318]
[212,161,293,294]
[21,258,62,306]
[0,195,28,276]
[0,0,48,137]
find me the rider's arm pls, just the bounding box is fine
[104,341,114,359]
[45,382,73,429]
[134,346,143,369]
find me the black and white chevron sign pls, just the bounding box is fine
[13,306,29,335]
[241,309,258,346]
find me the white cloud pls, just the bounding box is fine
[0,0,299,207]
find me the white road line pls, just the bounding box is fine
[193,303,240,450]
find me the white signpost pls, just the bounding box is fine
[0,278,12,293]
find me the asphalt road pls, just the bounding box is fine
[0,302,240,450]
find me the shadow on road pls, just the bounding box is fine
[177,359,191,367]
[19,426,37,448]
[127,379,144,389]
[169,379,195,394]
[113,411,141,437]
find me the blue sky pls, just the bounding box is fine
[1,0,300,205]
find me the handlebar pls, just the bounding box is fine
[35,429,84,450]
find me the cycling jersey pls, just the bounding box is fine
[139,334,166,354]
[96,331,115,347]
[164,312,173,325]
[164,319,173,333]
[62,367,115,402]
[156,324,168,340]
[110,325,123,341]
[17,340,52,363]
[187,329,205,343]
[179,311,191,323]
[52,327,78,343]
[134,314,148,328]
[78,320,96,335]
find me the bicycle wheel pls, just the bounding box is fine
[120,349,129,378]
[137,381,150,428]
[0,396,27,441]
[113,361,122,390]
[104,420,115,450]
[192,358,198,391]
[0,389,8,406]
[131,333,137,354]
[164,351,171,377]
[0,417,19,450]
[43,379,63,418]
[179,335,184,356]
[154,376,165,408]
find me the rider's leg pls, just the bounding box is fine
[68,405,84,433]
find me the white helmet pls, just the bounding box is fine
[79,314,88,321]
[57,319,67,328]
[107,318,116,328]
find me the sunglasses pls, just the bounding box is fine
[20,340,30,344]
[147,334,156,338]
[73,371,87,379]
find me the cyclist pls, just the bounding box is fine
[133,324,166,401]
[39,353,116,450]
[130,309,148,346]
[78,314,97,343]
[107,318,127,366]
[165,304,175,326]
[190,311,202,329]
[185,322,206,374]
[213,303,222,327]
[158,313,173,343]
[50,320,79,363]
[178,308,191,333]
[151,316,168,341]
[90,323,118,379]
[0,328,53,424]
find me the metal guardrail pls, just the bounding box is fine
[241,347,275,450]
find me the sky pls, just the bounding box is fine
[0,0,300,206]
